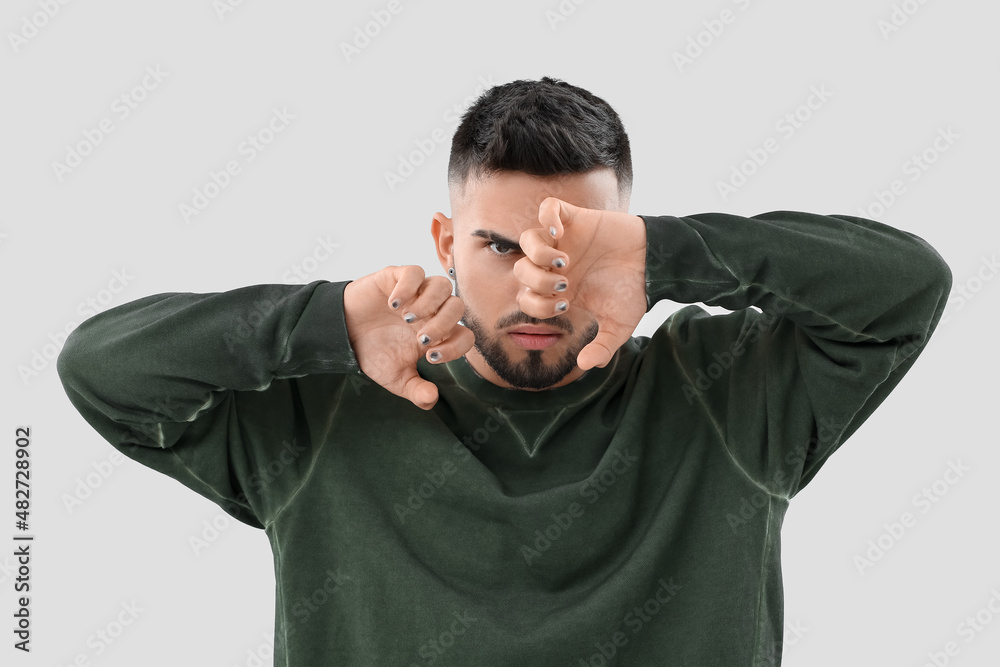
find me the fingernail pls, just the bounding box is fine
[549,226,557,237]
[552,257,565,269]
[404,312,416,323]
[419,334,430,346]
[429,350,440,362]
[555,300,567,312]
[390,298,400,309]
[555,281,567,292]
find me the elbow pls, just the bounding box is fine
[920,242,953,322]
[908,245,953,343]
[899,231,953,324]
[55,327,79,387]
[56,325,95,396]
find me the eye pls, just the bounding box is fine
[486,241,518,257]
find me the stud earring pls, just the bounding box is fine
[448,267,455,277]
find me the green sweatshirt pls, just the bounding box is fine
[57,210,951,666]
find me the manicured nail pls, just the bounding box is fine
[552,257,565,269]
[555,300,567,312]
[549,226,557,237]
[555,281,567,292]
[419,334,430,346]
[404,312,416,323]
[429,350,440,362]
[390,298,400,309]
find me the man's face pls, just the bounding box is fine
[431,168,627,391]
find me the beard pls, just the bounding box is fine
[455,279,599,391]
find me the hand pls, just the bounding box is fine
[514,197,648,371]
[343,266,474,410]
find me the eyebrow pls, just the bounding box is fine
[470,229,522,251]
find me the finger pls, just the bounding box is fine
[414,295,466,347]
[397,370,440,410]
[577,329,620,371]
[396,275,453,325]
[516,286,569,321]
[385,265,426,311]
[538,196,576,241]
[424,322,475,364]
[512,255,568,297]
[518,227,569,271]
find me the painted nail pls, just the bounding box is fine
[549,226,557,237]
[390,298,400,309]
[552,257,565,269]
[404,312,416,323]
[555,281,567,292]
[555,300,567,312]
[419,334,430,346]
[429,350,441,362]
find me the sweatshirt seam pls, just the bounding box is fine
[293,281,326,352]
[165,446,262,527]
[271,526,289,667]
[666,317,776,497]
[264,380,343,530]
[276,280,344,375]
[647,215,743,307]
[751,498,776,665]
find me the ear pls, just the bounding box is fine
[431,211,455,274]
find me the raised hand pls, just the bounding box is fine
[513,197,648,371]
[343,265,474,409]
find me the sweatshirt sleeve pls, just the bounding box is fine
[639,211,952,497]
[56,279,361,528]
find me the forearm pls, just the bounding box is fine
[639,211,953,347]
[57,279,359,449]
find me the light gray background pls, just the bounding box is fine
[2,0,998,665]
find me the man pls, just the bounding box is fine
[57,76,952,665]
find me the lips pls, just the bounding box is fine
[508,327,563,350]
[508,325,563,335]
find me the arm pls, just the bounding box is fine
[56,280,360,528]
[639,210,952,495]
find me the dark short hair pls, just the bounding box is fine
[447,76,633,199]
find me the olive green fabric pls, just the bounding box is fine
[57,211,951,665]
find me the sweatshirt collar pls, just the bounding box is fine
[417,344,629,412]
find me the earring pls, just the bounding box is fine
[448,267,455,277]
